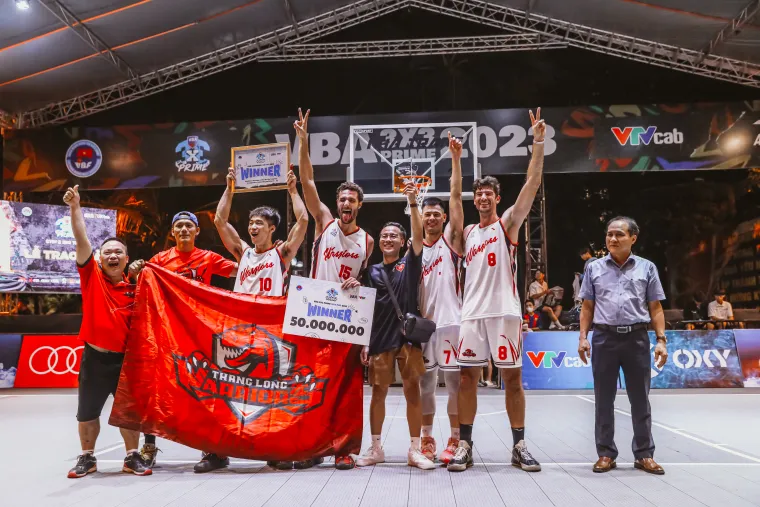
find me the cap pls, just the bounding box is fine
[715,288,727,296]
[172,211,198,226]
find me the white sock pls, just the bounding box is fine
[451,427,461,440]
[371,435,381,447]
[126,449,137,455]
[82,450,94,455]
[411,437,421,450]
[421,425,433,438]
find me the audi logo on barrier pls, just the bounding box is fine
[28,346,84,375]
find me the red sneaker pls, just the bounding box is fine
[439,438,459,464]
[421,436,437,462]
[335,455,356,470]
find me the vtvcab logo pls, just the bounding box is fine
[650,342,733,378]
[173,324,326,423]
[611,127,684,146]
[527,351,588,368]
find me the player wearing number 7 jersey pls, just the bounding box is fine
[448,108,547,474]
[296,107,374,471]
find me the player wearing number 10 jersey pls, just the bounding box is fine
[296,107,374,471]
[448,108,547,475]
[215,166,308,298]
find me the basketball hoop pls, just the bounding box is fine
[398,174,432,215]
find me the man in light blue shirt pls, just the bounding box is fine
[578,216,668,475]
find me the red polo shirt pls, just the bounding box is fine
[148,247,236,285]
[77,254,136,353]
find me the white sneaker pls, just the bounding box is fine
[356,446,385,466]
[408,448,436,470]
[485,380,494,387]
[549,321,558,330]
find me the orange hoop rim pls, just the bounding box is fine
[398,174,432,188]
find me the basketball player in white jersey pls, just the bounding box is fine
[418,133,465,464]
[215,167,308,298]
[295,108,374,470]
[448,108,546,473]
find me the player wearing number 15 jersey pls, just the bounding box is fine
[448,108,547,475]
[296,107,374,471]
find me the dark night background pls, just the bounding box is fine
[3,8,760,309]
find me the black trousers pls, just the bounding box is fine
[591,327,654,460]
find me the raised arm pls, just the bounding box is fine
[444,132,465,255]
[62,185,92,265]
[213,167,249,262]
[294,108,332,235]
[502,108,545,240]
[406,183,423,256]
[279,169,309,264]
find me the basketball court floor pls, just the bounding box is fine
[2,387,759,507]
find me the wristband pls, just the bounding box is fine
[533,140,545,145]
[409,203,418,208]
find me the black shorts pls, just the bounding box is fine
[76,343,125,422]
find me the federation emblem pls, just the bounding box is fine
[326,288,339,301]
[54,216,74,238]
[175,135,211,172]
[256,153,266,163]
[65,140,103,178]
[173,324,327,424]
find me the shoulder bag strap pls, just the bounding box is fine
[379,267,404,321]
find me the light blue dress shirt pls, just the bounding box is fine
[579,254,666,326]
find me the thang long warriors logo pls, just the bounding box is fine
[173,324,327,424]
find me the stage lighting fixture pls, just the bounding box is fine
[16,0,31,10]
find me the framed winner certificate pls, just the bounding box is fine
[231,142,290,193]
[283,276,376,346]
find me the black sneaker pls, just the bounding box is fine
[140,443,161,468]
[68,453,97,478]
[268,461,295,470]
[294,457,324,470]
[511,440,541,472]
[123,451,152,476]
[194,453,230,473]
[447,441,473,472]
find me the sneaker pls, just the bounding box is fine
[408,448,436,470]
[447,440,473,472]
[68,453,97,478]
[268,460,294,470]
[511,440,541,472]
[193,452,230,473]
[356,445,385,466]
[421,437,436,462]
[478,380,487,387]
[294,457,324,470]
[140,443,161,468]
[123,451,152,476]
[439,438,458,464]
[485,380,495,387]
[335,455,356,470]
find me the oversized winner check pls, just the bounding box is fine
[283,276,376,346]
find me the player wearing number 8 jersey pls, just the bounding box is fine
[296,107,374,470]
[448,108,547,474]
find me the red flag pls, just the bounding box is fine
[109,265,363,461]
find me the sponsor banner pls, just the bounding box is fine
[4,102,758,192]
[110,265,363,461]
[13,334,82,388]
[283,276,375,346]
[521,331,594,390]
[0,334,23,388]
[733,329,760,388]
[0,200,116,293]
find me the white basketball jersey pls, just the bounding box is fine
[233,246,287,296]
[311,219,368,282]
[461,220,520,320]
[419,237,462,327]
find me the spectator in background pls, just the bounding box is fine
[683,291,713,330]
[708,289,743,329]
[523,301,540,331]
[479,358,495,388]
[528,270,565,330]
[578,246,596,284]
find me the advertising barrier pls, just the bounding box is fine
[0,334,23,388]
[521,331,594,390]
[733,329,760,388]
[13,334,83,388]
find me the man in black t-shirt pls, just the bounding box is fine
[356,185,434,470]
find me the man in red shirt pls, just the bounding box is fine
[63,185,152,479]
[129,210,237,472]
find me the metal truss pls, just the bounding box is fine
[523,178,547,298]
[257,34,565,61]
[701,0,760,59]
[409,0,760,88]
[0,109,15,130]
[17,0,406,128]
[36,0,139,82]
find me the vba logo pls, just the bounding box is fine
[14,335,83,388]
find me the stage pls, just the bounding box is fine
[2,387,759,507]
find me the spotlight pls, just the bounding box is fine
[16,0,31,10]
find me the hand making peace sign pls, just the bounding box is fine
[529,107,545,143]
